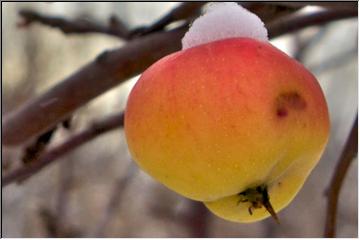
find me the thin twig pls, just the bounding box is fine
[2,112,124,187]
[21,126,57,164]
[21,117,72,165]
[241,2,302,23]
[268,8,357,39]
[2,26,187,146]
[38,207,82,237]
[38,207,61,237]
[18,9,131,39]
[131,2,206,37]
[324,115,358,237]
[93,163,137,237]
[293,27,327,61]
[266,2,357,11]
[37,159,78,237]
[18,3,206,39]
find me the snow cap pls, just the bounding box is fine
[182,2,268,50]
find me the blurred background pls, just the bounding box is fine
[2,2,358,237]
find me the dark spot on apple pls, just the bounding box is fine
[276,108,288,117]
[276,91,306,118]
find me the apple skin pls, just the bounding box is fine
[124,38,330,222]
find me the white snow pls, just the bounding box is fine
[181,2,268,50]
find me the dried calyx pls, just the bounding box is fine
[238,185,280,224]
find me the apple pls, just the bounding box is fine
[124,37,329,223]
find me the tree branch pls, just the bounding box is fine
[268,8,357,39]
[240,2,302,23]
[18,3,206,39]
[2,112,124,187]
[266,2,357,11]
[2,26,186,146]
[18,9,131,39]
[54,158,75,236]
[131,2,206,37]
[93,163,137,237]
[324,115,358,237]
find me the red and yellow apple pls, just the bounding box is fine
[124,38,329,223]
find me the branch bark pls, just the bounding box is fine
[19,3,206,39]
[266,2,357,11]
[2,112,124,187]
[2,26,186,146]
[241,2,302,23]
[268,8,357,38]
[324,115,358,237]
[131,2,206,37]
[18,9,131,38]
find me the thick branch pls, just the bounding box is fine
[324,115,358,237]
[267,2,357,11]
[19,9,130,38]
[2,112,124,187]
[132,2,206,37]
[268,8,357,38]
[241,2,302,23]
[2,26,186,146]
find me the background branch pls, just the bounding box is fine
[324,115,358,237]
[2,112,124,187]
[54,158,76,236]
[241,2,302,23]
[268,8,357,38]
[182,201,210,237]
[2,26,186,146]
[131,2,206,37]
[18,9,131,39]
[266,2,357,11]
[19,3,206,39]
[93,163,137,237]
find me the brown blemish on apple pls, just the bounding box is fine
[276,107,288,117]
[276,91,306,118]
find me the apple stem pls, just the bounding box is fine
[262,187,280,224]
[238,185,280,224]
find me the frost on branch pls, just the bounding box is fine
[182,2,268,50]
